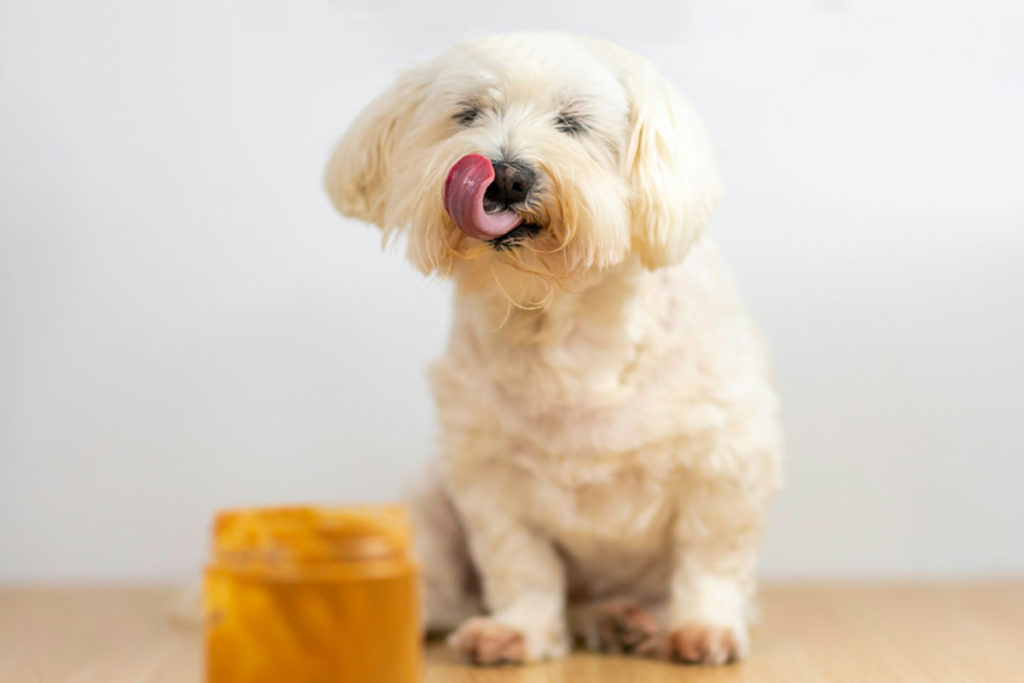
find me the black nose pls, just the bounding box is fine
[484,161,536,208]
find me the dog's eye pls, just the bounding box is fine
[453,106,480,127]
[555,112,585,135]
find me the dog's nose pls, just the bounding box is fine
[484,161,535,207]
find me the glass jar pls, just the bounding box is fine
[204,505,420,683]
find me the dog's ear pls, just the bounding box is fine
[621,57,721,269]
[323,72,428,227]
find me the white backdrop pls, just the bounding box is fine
[2,0,1022,582]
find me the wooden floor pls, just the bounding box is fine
[1,583,1021,682]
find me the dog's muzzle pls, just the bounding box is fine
[444,154,530,242]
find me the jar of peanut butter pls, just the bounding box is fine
[204,505,420,683]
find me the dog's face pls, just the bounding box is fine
[325,33,720,306]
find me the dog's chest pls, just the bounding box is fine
[479,286,669,423]
[531,472,671,543]
[432,265,718,473]
[521,465,676,596]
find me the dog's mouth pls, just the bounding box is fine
[444,154,542,249]
[488,222,542,251]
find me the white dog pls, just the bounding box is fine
[324,32,782,666]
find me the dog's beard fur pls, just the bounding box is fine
[324,33,721,313]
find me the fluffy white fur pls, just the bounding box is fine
[325,33,782,666]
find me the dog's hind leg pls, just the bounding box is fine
[405,462,481,634]
[568,598,665,656]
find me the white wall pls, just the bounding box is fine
[2,0,1022,582]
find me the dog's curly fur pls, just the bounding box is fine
[325,32,783,666]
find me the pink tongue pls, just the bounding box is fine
[444,154,523,241]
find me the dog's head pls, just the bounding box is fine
[325,33,720,305]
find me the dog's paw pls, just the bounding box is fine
[667,623,746,665]
[448,617,527,665]
[588,599,662,656]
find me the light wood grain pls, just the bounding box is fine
[1,583,1021,682]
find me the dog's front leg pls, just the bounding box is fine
[446,483,569,665]
[667,481,767,665]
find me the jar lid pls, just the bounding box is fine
[210,505,412,570]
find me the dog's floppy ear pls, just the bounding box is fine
[323,72,428,227]
[621,57,721,269]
